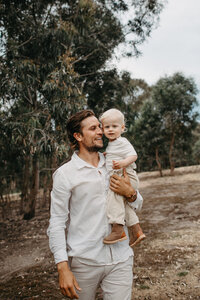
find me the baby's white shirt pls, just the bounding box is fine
[105,137,137,173]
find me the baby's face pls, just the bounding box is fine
[102,118,125,141]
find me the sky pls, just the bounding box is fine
[114,0,200,91]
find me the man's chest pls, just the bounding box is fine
[69,166,108,197]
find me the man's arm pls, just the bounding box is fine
[109,168,143,210]
[110,168,136,199]
[57,261,81,299]
[47,169,81,299]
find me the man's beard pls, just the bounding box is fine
[84,144,103,153]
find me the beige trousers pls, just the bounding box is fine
[70,256,133,300]
[107,169,139,227]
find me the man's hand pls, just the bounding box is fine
[110,168,136,200]
[57,261,81,299]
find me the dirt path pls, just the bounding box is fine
[134,166,200,300]
[0,166,200,299]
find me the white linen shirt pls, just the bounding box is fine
[47,152,143,265]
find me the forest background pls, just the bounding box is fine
[0,0,199,221]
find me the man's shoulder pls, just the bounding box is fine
[53,157,74,176]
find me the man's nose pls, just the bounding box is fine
[97,127,103,135]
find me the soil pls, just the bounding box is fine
[0,165,200,300]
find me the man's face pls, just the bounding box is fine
[76,116,103,152]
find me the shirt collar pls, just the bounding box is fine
[72,151,105,169]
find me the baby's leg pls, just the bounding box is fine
[125,172,146,247]
[126,204,146,247]
[126,169,139,190]
[124,170,139,227]
[107,188,125,225]
[104,189,127,244]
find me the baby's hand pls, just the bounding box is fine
[112,160,125,169]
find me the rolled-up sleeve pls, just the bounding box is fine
[128,190,143,211]
[47,169,71,264]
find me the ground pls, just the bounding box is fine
[0,165,200,300]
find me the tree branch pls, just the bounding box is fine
[72,49,98,65]
[17,36,33,49]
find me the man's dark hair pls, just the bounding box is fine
[66,109,95,150]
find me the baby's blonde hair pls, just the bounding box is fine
[99,108,125,125]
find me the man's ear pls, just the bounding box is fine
[73,132,82,142]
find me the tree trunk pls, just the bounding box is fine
[47,153,57,210]
[169,132,175,175]
[155,147,163,177]
[23,156,39,220]
[42,172,48,208]
[20,155,30,214]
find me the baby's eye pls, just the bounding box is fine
[113,125,118,128]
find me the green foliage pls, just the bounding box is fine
[0,0,165,158]
[131,99,165,171]
[177,271,188,277]
[139,284,150,290]
[132,73,199,172]
[152,73,198,170]
[0,1,87,164]
[152,73,198,134]
[0,0,165,218]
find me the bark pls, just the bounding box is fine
[51,151,58,170]
[155,147,163,177]
[41,172,49,208]
[20,155,30,214]
[47,153,57,210]
[169,132,175,175]
[23,156,39,220]
[0,193,11,220]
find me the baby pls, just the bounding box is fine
[100,108,146,247]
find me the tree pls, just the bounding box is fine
[132,99,166,175]
[0,1,86,219]
[133,73,199,174]
[192,123,200,164]
[151,73,199,174]
[77,0,165,111]
[0,0,165,219]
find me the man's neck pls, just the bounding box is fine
[77,149,100,168]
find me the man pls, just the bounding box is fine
[47,110,143,300]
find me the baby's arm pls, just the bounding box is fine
[113,155,137,169]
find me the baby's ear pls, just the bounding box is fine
[121,124,125,132]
